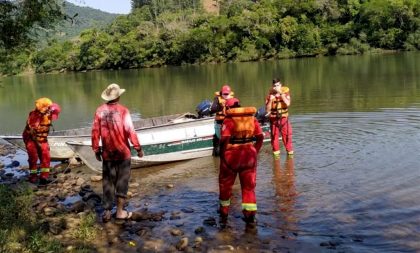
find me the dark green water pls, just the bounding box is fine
[1,52,420,252]
[0,52,419,133]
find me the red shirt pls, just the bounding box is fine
[91,102,141,161]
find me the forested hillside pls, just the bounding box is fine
[42,2,119,42]
[1,0,419,75]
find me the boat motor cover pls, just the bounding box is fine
[255,106,268,123]
[196,99,212,118]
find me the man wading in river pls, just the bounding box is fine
[92,83,144,223]
[218,98,264,227]
[265,78,294,159]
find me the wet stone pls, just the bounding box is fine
[181,207,194,213]
[217,245,235,251]
[76,178,85,186]
[170,212,181,220]
[90,175,102,182]
[176,237,188,251]
[82,192,101,202]
[203,217,217,227]
[129,182,139,188]
[5,172,14,177]
[43,207,56,216]
[170,228,184,236]
[136,228,150,237]
[272,247,290,253]
[49,224,63,235]
[193,236,203,249]
[174,222,184,227]
[194,226,205,234]
[69,201,87,213]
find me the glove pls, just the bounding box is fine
[95,151,102,161]
[137,149,144,158]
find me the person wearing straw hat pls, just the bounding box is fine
[91,83,143,223]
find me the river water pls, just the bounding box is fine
[0,52,419,252]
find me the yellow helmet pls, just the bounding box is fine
[35,97,52,113]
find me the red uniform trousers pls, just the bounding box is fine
[219,143,258,217]
[24,138,51,181]
[270,116,293,153]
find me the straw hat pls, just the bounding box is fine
[101,83,126,101]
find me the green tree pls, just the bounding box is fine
[0,0,65,49]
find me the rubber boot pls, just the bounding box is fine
[273,150,280,160]
[218,205,229,228]
[212,134,220,157]
[39,169,51,185]
[28,173,38,184]
[242,210,257,227]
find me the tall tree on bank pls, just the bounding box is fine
[0,0,65,50]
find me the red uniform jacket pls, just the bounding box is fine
[22,110,51,142]
[91,102,141,161]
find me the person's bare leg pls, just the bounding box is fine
[116,197,127,218]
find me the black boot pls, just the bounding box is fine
[212,134,220,157]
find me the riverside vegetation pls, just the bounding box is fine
[0,0,419,75]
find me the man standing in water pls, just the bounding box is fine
[265,78,294,159]
[210,84,235,156]
[92,83,143,223]
[218,98,264,227]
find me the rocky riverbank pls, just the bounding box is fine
[1,141,305,253]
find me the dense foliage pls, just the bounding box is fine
[0,0,64,49]
[0,0,66,75]
[1,0,419,75]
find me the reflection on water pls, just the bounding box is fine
[272,158,298,234]
[0,52,419,134]
[123,108,420,252]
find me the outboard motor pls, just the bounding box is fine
[255,106,268,123]
[196,99,212,118]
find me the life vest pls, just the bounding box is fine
[225,107,256,144]
[25,113,52,142]
[270,86,289,118]
[214,91,234,122]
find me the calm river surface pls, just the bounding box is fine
[1,52,420,252]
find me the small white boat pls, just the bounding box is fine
[66,115,273,173]
[0,114,186,160]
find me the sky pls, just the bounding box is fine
[66,0,131,14]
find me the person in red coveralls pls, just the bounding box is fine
[210,84,235,156]
[92,83,144,223]
[218,98,264,227]
[265,78,294,159]
[23,98,61,185]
